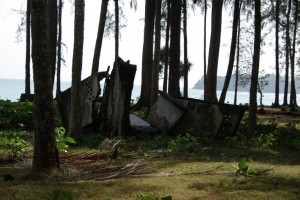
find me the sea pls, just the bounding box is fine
[1,78,299,106]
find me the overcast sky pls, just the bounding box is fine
[0,0,274,88]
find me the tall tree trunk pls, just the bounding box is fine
[283,0,291,106]
[163,0,170,93]
[151,0,161,106]
[168,0,181,98]
[234,17,241,106]
[290,0,298,110]
[183,0,188,98]
[136,0,155,108]
[203,0,207,90]
[56,0,63,96]
[48,0,58,85]
[219,0,240,103]
[204,0,223,102]
[248,0,261,137]
[91,0,109,75]
[25,0,31,95]
[273,0,280,107]
[115,0,119,61]
[69,0,85,141]
[31,0,57,172]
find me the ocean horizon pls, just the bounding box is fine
[1,78,299,106]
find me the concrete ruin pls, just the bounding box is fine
[148,91,245,137]
[58,71,108,129]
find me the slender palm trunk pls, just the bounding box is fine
[69,0,85,140]
[248,0,261,137]
[219,0,240,103]
[283,0,291,106]
[48,0,58,85]
[56,0,63,96]
[25,0,31,95]
[91,0,109,75]
[163,0,170,93]
[136,0,155,108]
[168,0,181,98]
[115,0,119,61]
[203,0,207,90]
[183,0,188,98]
[290,0,298,110]
[151,0,161,106]
[274,0,280,107]
[204,0,223,102]
[234,18,241,106]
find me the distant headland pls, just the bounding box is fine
[193,74,299,93]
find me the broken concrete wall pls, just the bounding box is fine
[148,92,185,133]
[58,72,107,129]
[148,91,245,137]
[174,98,223,137]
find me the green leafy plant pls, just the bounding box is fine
[0,100,34,129]
[236,159,257,176]
[55,127,76,152]
[0,135,28,156]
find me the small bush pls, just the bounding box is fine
[0,100,34,129]
[168,129,212,154]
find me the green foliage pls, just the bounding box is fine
[236,159,257,176]
[277,122,300,150]
[225,134,248,148]
[0,134,29,156]
[55,127,76,152]
[253,132,278,149]
[168,129,212,154]
[53,189,73,200]
[0,130,31,156]
[0,100,34,129]
[136,192,172,200]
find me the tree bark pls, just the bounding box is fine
[151,0,162,106]
[69,0,85,141]
[31,0,57,172]
[163,0,170,93]
[219,0,240,103]
[273,0,280,107]
[168,0,181,98]
[290,0,298,110]
[25,0,31,95]
[48,0,58,85]
[91,0,109,75]
[56,0,63,97]
[234,16,241,106]
[136,0,155,108]
[248,0,261,137]
[283,0,291,106]
[98,58,136,137]
[183,0,188,98]
[204,0,223,102]
[114,0,119,61]
[203,0,207,90]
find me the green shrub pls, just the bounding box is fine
[0,100,34,129]
[168,129,212,154]
[55,127,76,152]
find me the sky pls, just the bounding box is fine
[0,0,275,88]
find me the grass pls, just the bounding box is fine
[1,106,300,200]
[1,143,300,200]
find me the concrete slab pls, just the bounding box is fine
[130,114,150,127]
